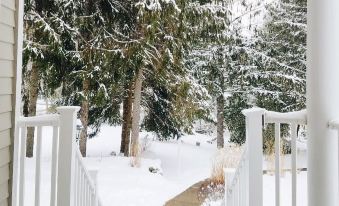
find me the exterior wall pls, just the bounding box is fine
[0,0,16,205]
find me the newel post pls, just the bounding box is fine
[242,108,265,206]
[56,106,80,206]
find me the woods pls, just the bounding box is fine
[22,0,306,157]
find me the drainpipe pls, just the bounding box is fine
[307,0,339,205]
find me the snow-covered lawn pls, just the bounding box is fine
[24,123,307,206]
[86,126,216,206]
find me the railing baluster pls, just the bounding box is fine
[50,126,59,206]
[88,185,91,206]
[238,171,241,206]
[78,161,81,206]
[275,123,281,206]
[291,123,298,206]
[82,171,86,206]
[238,177,241,206]
[35,126,43,206]
[91,190,95,206]
[227,190,232,206]
[19,126,27,206]
[74,159,78,206]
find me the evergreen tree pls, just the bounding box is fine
[23,0,65,157]
[224,0,306,145]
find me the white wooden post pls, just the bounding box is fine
[242,108,265,206]
[89,169,99,206]
[224,168,236,206]
[307,0,339,205]
[56,106,80,206]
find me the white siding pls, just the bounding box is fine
[0,24,15,44]
[0,0,16,205]
[0,165,10,185]
[0,183,9,203]
[0,61,14,77]
[0,130,10,150]
[0,96,12,114]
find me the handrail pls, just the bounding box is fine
[17,114,60,127]
[265,109,307,124]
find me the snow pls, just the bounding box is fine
[24,121,218,206]
[24,100,308,206]
[86,126,217,205]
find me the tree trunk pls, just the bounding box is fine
[80,78,90,157]
[130,68,143,157]
[120,86,133,156]
[217,94,224,148]
[120,98,128,154]
[26,62,39,157]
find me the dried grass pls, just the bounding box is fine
[210,144,244,185]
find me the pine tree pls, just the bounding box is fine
[23,0,64,157]
[224,0,306,145]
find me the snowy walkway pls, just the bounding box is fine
[165,179,208,206]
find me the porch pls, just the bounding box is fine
[5,0,339,205]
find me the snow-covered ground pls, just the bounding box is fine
[23,124,308,206]
[23,101,307,206]
[23,125,218,206]
[86,126,217,206]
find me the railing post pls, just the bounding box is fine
[56,106,80,206]
[242,108,265,206]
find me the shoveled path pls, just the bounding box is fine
[165,179,210,206]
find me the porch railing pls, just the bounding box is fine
[224,108,308,206]
[224,147,248,206]
[12,107,102,206]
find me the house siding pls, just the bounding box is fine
[0,0,16,205]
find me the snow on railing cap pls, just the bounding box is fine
[265,109,307,124]
[56,106,81,113]
[242,107,266,116]
[17,114,60,127]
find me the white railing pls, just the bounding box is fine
[12,106,102,206]
[74,146,103,206]
[225,108,308,206]
[224,147,248,206]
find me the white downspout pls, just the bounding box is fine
[307,0,339,205]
